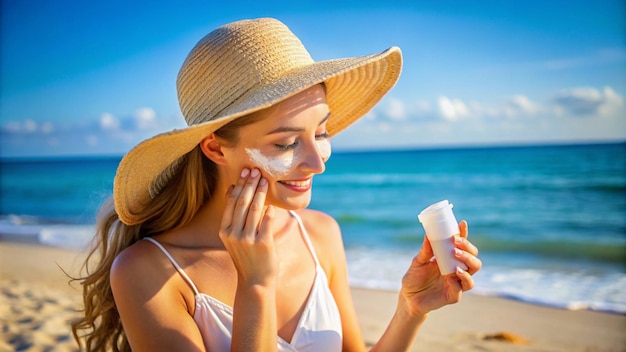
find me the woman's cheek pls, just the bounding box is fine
[245,148,300,178]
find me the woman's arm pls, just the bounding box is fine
[311,212,481,352]
[110,243,206,351]
[375,220,481,351]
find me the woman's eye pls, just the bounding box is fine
[274,132,328,151]
[275,140,299,151]
[315,132,330,140]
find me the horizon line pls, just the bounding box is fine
[1,139,624,162]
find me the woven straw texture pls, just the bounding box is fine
[114,18,402,225]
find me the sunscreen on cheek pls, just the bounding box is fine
[315,139,332,161]
[245,148,300,178]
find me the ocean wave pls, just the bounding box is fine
[0,216,94,249]
[381,233,626,265]
[332,210,625,266]
[470,236,626,265]
[471,268,626,314]
[334,213,369,224]
[344,232,626,265]
[345,247,626,314]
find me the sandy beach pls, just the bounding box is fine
[1,239,624,352]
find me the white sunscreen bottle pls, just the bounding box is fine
[418,200,468,275]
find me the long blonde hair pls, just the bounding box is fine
[71,112,264,351]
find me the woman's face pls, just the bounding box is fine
[223,84,332,210]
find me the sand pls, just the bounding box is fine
[1,240,624,352]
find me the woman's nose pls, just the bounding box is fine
[300,140,327,174]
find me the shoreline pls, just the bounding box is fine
[352,287,626,351]
[350,281,626,317]
[1,240,625,351]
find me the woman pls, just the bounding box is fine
[72,18,481,351]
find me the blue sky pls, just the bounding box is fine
[1,0,624,157]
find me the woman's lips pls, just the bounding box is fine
[278,178,312,192]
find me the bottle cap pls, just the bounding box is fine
[418,200,459,241]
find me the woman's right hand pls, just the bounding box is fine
[219,168,277,287]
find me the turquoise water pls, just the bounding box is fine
[1,142,625,313]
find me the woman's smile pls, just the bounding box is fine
[277,177,313,192]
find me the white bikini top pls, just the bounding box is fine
[144,210,343,351]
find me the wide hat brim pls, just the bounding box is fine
[114,46,402,225]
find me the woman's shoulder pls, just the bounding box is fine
[110,238,178,294]
[293,209,345,274]
[294,208,341,238]
[112,238,162,271]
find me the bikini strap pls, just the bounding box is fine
[288,210,320,267]
[143,237,200,296]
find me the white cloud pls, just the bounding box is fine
[552,86,623,117]
[333,85,625,150]
[1,106,185,157]
[384,98,407,120]
[402,88,621,122]
[40,122,54,134]
[134,107,157,130]
[468,101,499,118]
[377,122,392,133]
[96,107,168,135]
[100,113,120,130]
[363,110,377,120]
[3,121,22,133]
[374,98,435,121]
[23,119,38,133]
[1,119,56,134]
[437,94,541,120]
[438,96,469,121]
[599,86,624,116]
[415,100,432,115]
[505,95,539,116]
[1,87,624,158]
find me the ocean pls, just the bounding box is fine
[1,142,625,314]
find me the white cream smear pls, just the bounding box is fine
[245,148,300,178]
[245,140,331,178]
[315,139,332,161]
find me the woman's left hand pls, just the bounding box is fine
[399,220,481,317]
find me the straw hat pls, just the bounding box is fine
[114,17,402,225]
